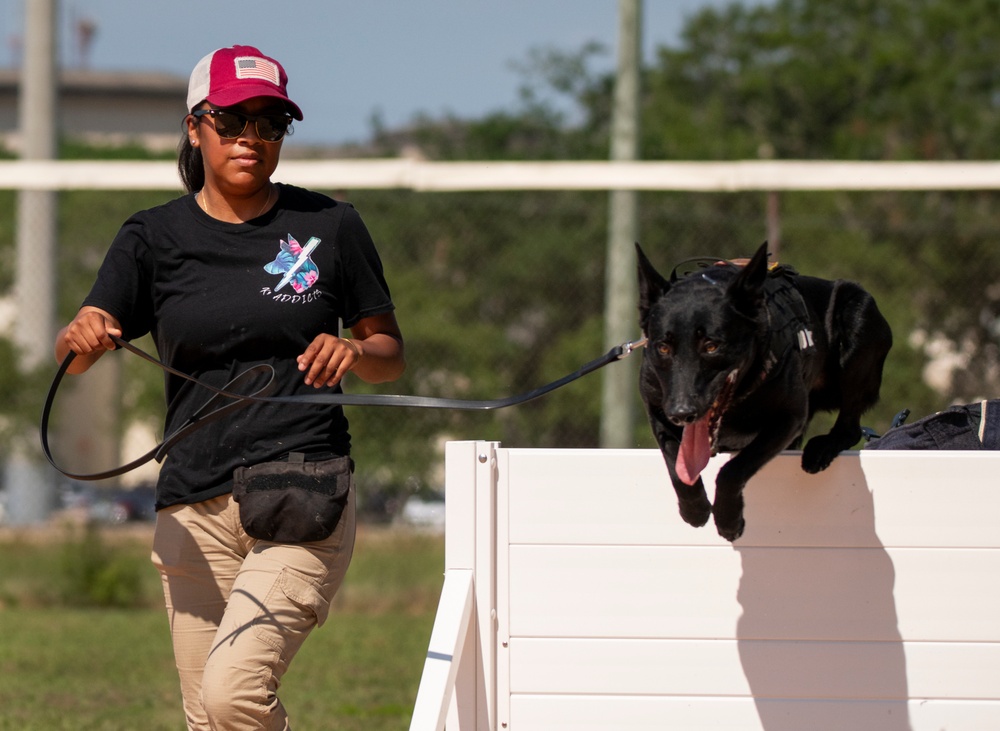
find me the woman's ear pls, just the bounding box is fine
[185,114,199,145]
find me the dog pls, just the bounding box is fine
[636,241,892,541]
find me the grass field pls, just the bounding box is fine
[0,523,444,730]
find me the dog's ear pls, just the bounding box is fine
[636,243,670,331]
[729,241,769,315]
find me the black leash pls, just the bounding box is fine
[41,333,647,481]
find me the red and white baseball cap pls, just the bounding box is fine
[187,45,303,120]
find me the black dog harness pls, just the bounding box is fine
[682,257,816,381]
[755,265,816,377]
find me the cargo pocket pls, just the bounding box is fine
[252,567,332,653]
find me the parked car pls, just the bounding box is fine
[397,494,445,531]
[58,481,156,523]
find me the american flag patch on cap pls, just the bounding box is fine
[234,56,280,85]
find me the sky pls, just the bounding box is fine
[2,1,747,147]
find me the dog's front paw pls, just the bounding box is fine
[714,512,745,542]
[712,496,745,542]
[678,495,712,528]
[801,435,844,473]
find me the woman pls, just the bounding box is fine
[55,45,405,729]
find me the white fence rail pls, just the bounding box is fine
[2,159,1000,191]
[409,442,1000,731]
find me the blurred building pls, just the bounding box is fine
[0,68,187,153]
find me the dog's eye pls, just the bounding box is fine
[703,341,719,354]
[656,342,672,357]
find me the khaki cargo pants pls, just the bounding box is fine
[151,486,356,730]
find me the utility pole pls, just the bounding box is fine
[7,0,59,523]
[759,142,781,258]
[600,0,641,449]
[16,0,57,367]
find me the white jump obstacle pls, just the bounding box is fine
[409,442,1000,731]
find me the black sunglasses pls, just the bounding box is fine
[192,108,293,142]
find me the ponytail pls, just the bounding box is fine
[177,132,204,193]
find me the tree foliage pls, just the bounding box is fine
[646,0,1000,161]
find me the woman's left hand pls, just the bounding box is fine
[297,334,362,388]
[297,313,404,388]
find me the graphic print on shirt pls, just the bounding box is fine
[263,234,321,293]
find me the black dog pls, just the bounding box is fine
[637,242,892,541]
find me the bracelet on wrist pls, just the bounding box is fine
[342,338,362,368]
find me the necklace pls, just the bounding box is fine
[198,183,275,222]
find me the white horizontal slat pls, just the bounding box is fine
[509,638,1000,700]
[10,159,1000,192]
[507,449,886,548]
[892,548,1000,641]
[735,545,1000,643]
[505,450,1000,548]
[508,545,742,639]
[508,695,1000,731]
[506,448,722,547]
[508,544,1000,641]
[859,451,1000,548]
[510,695,764,731]
[399,160,1000,192]
[509,638,752,697]
[742,451,1000,548]
[738,451,894,548]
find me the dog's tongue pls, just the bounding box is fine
[677,415,712,485]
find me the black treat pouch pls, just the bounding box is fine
[232,454,352,543]
[866,400,1000,451]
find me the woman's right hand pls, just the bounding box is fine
[55,306,123,373]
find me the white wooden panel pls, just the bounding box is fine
[444,441,478,571]
[433,444,1000,730]
[736,451,1000,549]
[905,643,1000,699]
[508,545,742,639]
[494,448,513,731]
[509,696,1000,731]
[473,443,497,731]
[511,695,764,731]
[733,545,1000,643]
[859,451,1000,548]
[891,548,1000,641]
[505,448,726,547]
[505,450,1000,549]
[735,451,884,548]
[509,638,1000,700]
[508,545,1000,641]
[509,638,752,697]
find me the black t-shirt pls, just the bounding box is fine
[83,184,394,509]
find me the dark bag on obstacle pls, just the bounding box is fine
[232,454,352,543]
[866,399,1000,451]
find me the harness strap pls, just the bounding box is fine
[41,334,646,481]
[759,270,815,379]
